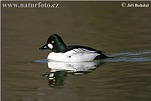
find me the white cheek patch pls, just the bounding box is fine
[48,43,53,49]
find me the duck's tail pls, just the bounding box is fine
[94,52,112,60]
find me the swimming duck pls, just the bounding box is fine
[39,34,109,62]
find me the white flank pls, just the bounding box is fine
[47,48,100,62]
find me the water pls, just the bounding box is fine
[2,1,151,101]
[35,50,151,88]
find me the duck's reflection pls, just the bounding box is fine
[42,61,105,87]
[42,70,67,87]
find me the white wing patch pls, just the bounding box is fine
[71,48,97,55]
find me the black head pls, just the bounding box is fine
[39,34,67,53]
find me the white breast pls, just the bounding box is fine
[47,48,100,62]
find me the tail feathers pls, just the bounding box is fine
[94,53,111,60]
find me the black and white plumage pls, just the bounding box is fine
[39,34,109,62]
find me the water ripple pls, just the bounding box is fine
[105,50,151,62]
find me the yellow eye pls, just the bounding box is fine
[51,41,54,43]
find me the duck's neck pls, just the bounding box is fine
[53,42,67,53]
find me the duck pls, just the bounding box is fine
[39,34,110,62]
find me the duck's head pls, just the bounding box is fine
[39,34,67,53]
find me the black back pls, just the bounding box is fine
[66,45,109,59]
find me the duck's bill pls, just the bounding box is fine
[39,44,48,50]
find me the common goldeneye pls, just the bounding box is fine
[39,34,109,62]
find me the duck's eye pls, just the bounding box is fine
[51,41,54,43]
